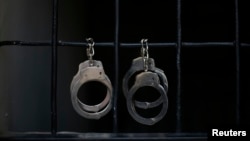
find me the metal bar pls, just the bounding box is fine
[0,41,51,46]
[113,0,119,133]
[0,132,208,141]
[182,42,234,47]
[51,0,58,136]
[58,41,114,47]
[241,43,250,47]
[0,41,114,47]
[120,43,176,47]
[235,0,240,126]
[1,41,250,48]
[120,42,236,47]
[176,0,182,133]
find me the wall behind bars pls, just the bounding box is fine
[0,0,52,133]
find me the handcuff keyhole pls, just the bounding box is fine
[99,72,102,75]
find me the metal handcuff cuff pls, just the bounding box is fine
[123,39,168,125]
[70,38,113,119]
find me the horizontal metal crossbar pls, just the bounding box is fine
[1,41,250,47]
[1,132,207,141]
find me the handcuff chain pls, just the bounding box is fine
[86,38,95,66]
[141,39,149,71]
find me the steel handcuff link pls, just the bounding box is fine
[122,57,168,109]
[70,38,113,119]
[123,39,168,109]
[127,71,168,125]
[123,39,169,125]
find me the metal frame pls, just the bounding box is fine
[0,0,248,140]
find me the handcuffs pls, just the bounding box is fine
[123,39,168,125]
[70,38,113,119]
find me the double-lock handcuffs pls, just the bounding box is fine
[70,38,113,119]
[123,39,168,125]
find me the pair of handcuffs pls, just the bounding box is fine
[123,39,168,125]
[70,38,113,119]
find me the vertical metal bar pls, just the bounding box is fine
[51,0,58,136]
[235,0,240,126]
[113,0,119,133]
[176,0,182,132]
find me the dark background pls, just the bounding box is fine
[0,0,249,138]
